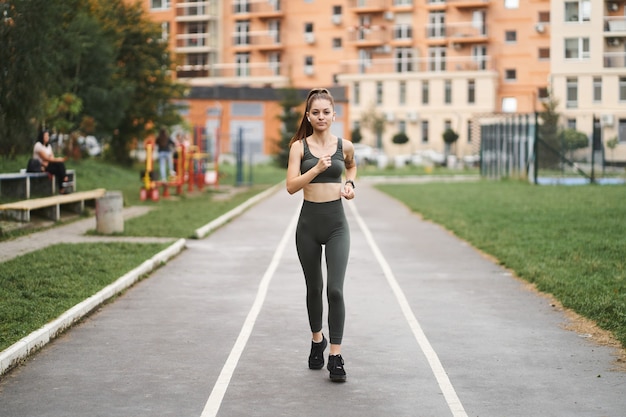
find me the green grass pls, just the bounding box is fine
[0,155,287,352]
[0,242,170,351]
[377,180,626,349]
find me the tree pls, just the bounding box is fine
[0,0,80,157]
[606,136,618,163]
[392,132,409,145]
[275,87,302,169]
[442,128,459,155]
[92,0,186,165]
[360,104,386,149]
[561,128,588,160]
[538,93,561,168]
[351,127,362,144]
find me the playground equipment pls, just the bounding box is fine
[140,137,212,201]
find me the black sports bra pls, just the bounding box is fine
[300,138,344,184]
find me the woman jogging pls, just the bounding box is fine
[286,88,357,382]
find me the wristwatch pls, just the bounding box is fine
[345,180,355,189]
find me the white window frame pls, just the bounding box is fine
[504,0,519,9]
[150,0,170,10]
[565,1,591,23]
[564,37,590,60]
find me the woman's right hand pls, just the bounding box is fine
[315,154,331,174]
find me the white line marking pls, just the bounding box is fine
[347,201,469,417]
[200,206,300,417]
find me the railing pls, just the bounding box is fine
[447,21,488,38]
[605,16,626,32]
[249,0,282,14]
[176,34,217,49]
[347,27,389,44]
[604,52,626,68]
[340,55,492,74]
[348,0,387,9]
[177,62,283,78]
[176,1,217,18]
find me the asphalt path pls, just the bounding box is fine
[0,181,625,417]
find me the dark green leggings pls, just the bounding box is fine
[296,199,350,345]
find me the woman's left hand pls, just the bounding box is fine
[341,184,355,200]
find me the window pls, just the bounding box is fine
[538,48,550,60]
[593,77,602,102]
[399,81,407,105]
[422,81,429,105]
[268,53,280,76]
[234,21,250,45]
[304,56,314,75]
[538,87,549,99]
[538,11,550,23]
[151,0,170,10]
[505,31,517,43]
[305,22,314,34]
[236,53,250,77]
[428,47,446,71]
[399,120,407,133]
[354,82,360,105]
[394,24,413,40]
[233,0,250,14]
[160,22,169,42]
[444,80,452,104]
[504,0,519,9]
[467,120,473,144]
[395,48,415,73]
[268,20,280,43]
[619,77,626,102]
[565,1,590,23]
[428,12,445,38]
[472,45,488,70]
[567,118,577,130]
[619,119,626,142]
[332,38,342,49]
[332,5,342,24]
[505,69,517,82]
[502,97,517,113]
[566,77,578,108]
[444,120,452,132]
[468,79,475,104]
[394,0,413,5]
[376,82,383,105]
[565,38,590,59]
[421,120,429,143]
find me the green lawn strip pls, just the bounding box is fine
[0,242,171,351]
[122,185,277,238]
[376,181,626,348]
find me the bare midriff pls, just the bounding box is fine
[303,182,343,203]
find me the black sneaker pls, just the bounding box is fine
[308,335,327,370]
[327,354,347,382]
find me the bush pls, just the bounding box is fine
[392,132,409,145]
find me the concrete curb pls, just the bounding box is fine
[0,183,283,378]
[0,239,187,378]
[193,182,283,239]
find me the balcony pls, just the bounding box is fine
[349,0,387,13]
[250,0,284,19]
[252,31,283,51]
[339,54,493,74]
[175,1,218,21]
[177,62,289,85]
[446,22,488,44]
[426,0,447,10]
[347,25,389,47]
[605,16,626,32]
[175,33,217,53]
[604,51,626,68]
[448,0,490,9]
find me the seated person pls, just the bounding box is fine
[33,129,70,194]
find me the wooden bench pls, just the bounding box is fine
[0,169,76,199]
[0,188,106,222]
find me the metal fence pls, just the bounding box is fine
[479,113,623,185]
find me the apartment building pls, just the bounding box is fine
[144,1,626,164]
[550,0,626,164]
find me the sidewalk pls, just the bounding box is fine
[0,179,624,417]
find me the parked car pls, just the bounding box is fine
[353,143,383,165]
[410,149,446,166]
